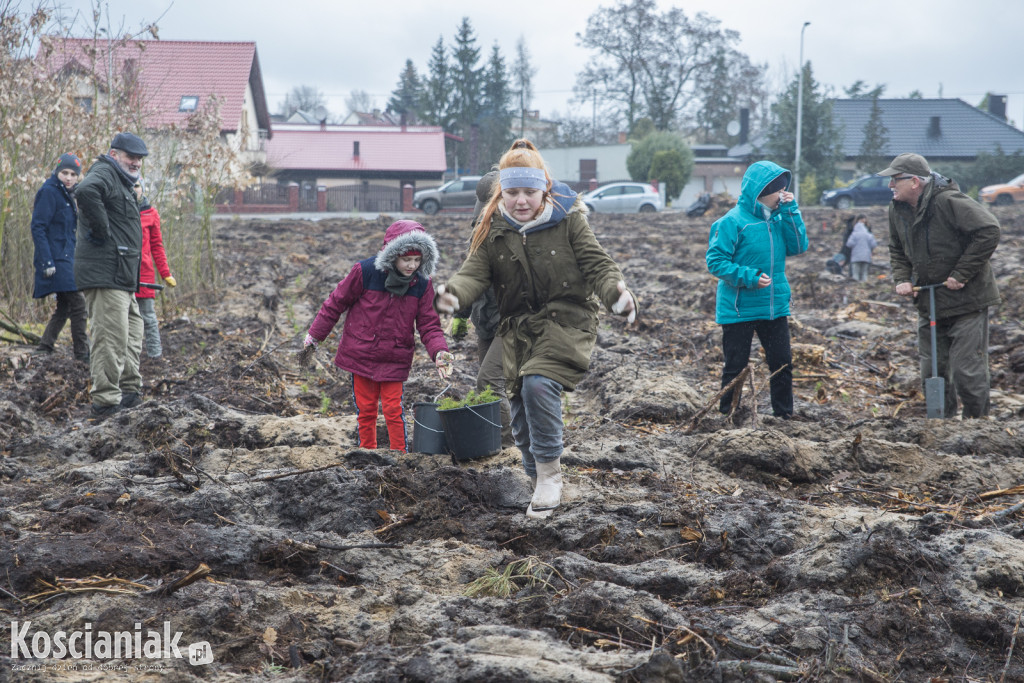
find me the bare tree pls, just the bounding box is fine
[575,0,752,133]
[345,89,375,117]
[278,84,328,118]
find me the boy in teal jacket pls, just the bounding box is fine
[706,160,808,418]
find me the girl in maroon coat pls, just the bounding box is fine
[134,182,176,358]
[302,220,453,452]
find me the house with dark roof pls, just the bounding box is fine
[730,97,1024,181]
[39,38,272,164]
[264,123,447,212]
[831,98,1024,177]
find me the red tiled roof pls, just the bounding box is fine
[39,38,270,134]
[266,126,447,173]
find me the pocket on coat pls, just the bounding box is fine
[114,245,140,287]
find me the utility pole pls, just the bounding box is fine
[794,21,810,204]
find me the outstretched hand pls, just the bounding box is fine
[434,284,460,314]
[298,333,318,368]
[611,280,638,324]
[436,351,455,380]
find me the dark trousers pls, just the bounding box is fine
[719,317,793,417]
[39,290,89,359]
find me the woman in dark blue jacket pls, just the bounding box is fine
[32,153,89,361]
[706,160,808,418]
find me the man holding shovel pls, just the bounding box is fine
[880,153,1001,418]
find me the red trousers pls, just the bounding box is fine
[352,374,406,452]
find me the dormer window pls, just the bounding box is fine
[179,95,199,112]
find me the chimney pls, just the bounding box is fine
[739,107,750,145]
[988,93,1007,121]
[928,116,941,138]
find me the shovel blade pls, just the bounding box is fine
[925,376,945,419]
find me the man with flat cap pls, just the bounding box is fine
[74,132,149,418]
[879,152,1000,418]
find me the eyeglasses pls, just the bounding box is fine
[889,175,914,183]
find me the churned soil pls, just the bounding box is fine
[2,202,1023,682]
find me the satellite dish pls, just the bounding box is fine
[314,105,328,122]
[726,120,741,137]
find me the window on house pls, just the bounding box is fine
[179,96,199,112]
[353,141,360,157]
[74,97,93,113]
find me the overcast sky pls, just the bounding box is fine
[51,0,1024,130]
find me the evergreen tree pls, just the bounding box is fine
[420,36,453,130]
[387,59,423,125]
[763,62,842,199]
[450,17,484,172]
[479,44,513,171]
[510,36,536,138]
[856,95,889,174]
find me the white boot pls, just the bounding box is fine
[529,476,537,491]
[526,458,562,519]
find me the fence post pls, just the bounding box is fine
[287,182,299,212]
[402,184,414,213]
[317,185,327,212]
[233,188,244,212]
[588,178,597,192]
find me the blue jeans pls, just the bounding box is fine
[511,375,564,478]
[136,297,162,358]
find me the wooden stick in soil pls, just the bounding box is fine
[684,365,751,433]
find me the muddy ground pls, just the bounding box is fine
[2,202,1024,682]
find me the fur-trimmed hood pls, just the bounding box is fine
[373,220,440,278]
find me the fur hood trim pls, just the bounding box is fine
[374,229,440,278]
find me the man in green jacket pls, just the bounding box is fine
[74,132,148,418]
[880,153,1001,418]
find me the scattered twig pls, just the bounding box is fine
[0,584,27,605]
[717,659,803,681]
[316,542,402,551]
[373,514,416,536]
[250,461,351,482]
[976,500,1024,523]
[144,563,211,597]
[1000,609,1022,683]
[979,485,1024,500]
[240,331,302,377]
[0,315,41,343]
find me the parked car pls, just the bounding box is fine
[412,176,482,215]
[582,182,663,214]
[979,173,1024,205]
[820,174,893,209]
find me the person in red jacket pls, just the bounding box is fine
[301,220,454,452]
[133,181,176,359]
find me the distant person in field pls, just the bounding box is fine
[846,214,877,282]
[133,180,176,359]
[31,152,89,362]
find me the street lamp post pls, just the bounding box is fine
[794,21,810,204]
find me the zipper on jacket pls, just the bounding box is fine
[767,222,775,320]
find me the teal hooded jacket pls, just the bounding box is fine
[706,160,808,324]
